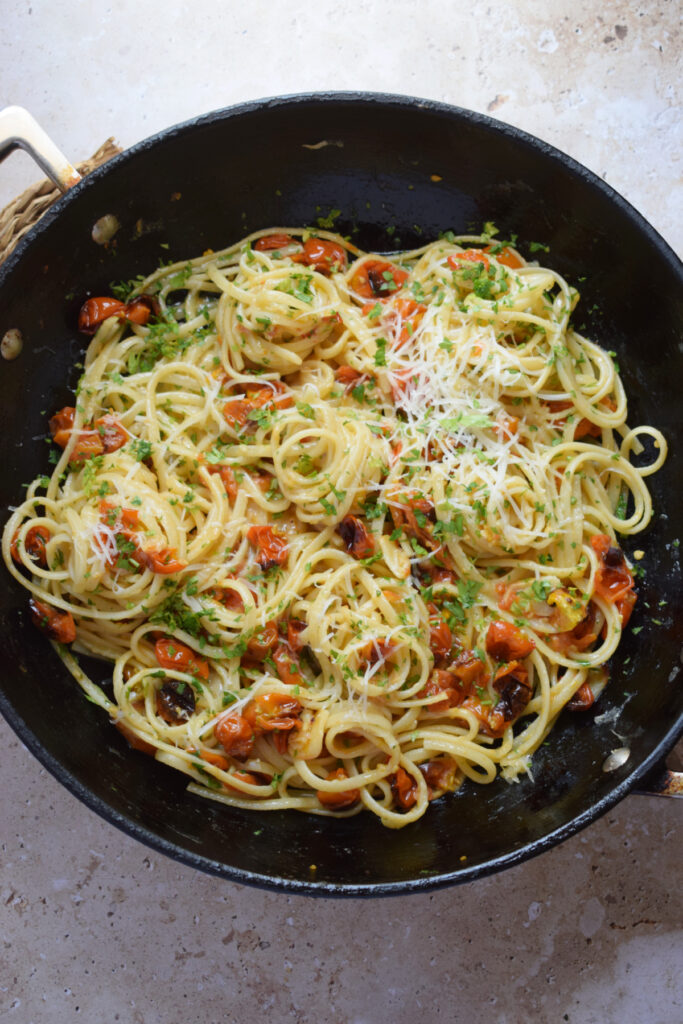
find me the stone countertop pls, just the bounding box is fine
[0,2,681,1022]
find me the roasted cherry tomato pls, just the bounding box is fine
[350,259,409,299]
[567,681,596,711]
[94,413,127,453]
[247,525,289,571]
[78,294,159,334]
[447,248,491,271]
[485,620,535,661]
[78,297,127,334]
[243,692,302,733]
[11,525,50,566]
[155,637,209,680]
[272,643,304,687]
[292,237,347,274]
[246,621,279,660]
[389,766,418,810]
[316,767,361,809]
[155,678,196,724]
[590,534,636,606]
[215,712,255,761]
[29,597,76,643]
[336,514,375,560]
[137,546,187,575]
[484,244,524,269]
[253,233,296,252]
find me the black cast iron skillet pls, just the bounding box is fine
[0,93,681,896]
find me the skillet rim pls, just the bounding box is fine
[1,90,681,287]
[0,90,681,896]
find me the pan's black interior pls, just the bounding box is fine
[0,94,681,895]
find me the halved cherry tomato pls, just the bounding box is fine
[11,524,50,566]
[451,651,487,687]
[334,365,365,391]
[246,621,279,660]
[389,297,427,347]
[427,604,452,660]
[336,514,374,559]
[247,525,289,571]
[419,758,457,798]
[574,397,617,440]
[253,233,296,252]
[244,380,294,410]
[29,597,76,643]
[495,580,522,612]
[316,767,361,809]
[155,678,196,723]
[223,381,293,434]
[114,720,156,755]
[417,668,460,712]
[124,295,159,325]
[447,249,491,271]
[99,501,140,532]
[272,643,304,687]
[287,619,307,651]
[94,413,127,453]
[49,406,105,463]
[545,397,617,440]
[155,637,209,680]
[243,692,302,733]
[359,637,397,667]
[487,660,532,736]
[215,712,255,761]
[390,766,418,810]
[493,414,520,440]
[228,769,263,785]
[549,601,601,655]
[484,244,524,269]
[350,259,409,300]
[137,546,187,575]
[49,406,75,447]
[486,620,535,661]
[208,585,245,613]
[199,748,230,771]
[272,731,291,755]
[616,588,637,628]
[567,681,596,711]
[219,466,239,503]
[292,237,347,274]
[70,431,106,463]
[590,534,636,607]
[49,406,105,462]
[78,294,159,334]
[78,297,127,334]
[388,489,438,551]
[249,471,272,493]
[458,694,497,734]
[207,464,238,503]
[223,399,253,433]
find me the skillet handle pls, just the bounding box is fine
[0,106,81,192]
[633,768,683,799]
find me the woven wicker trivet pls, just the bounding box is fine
[0,138,121,266]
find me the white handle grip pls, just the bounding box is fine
[0,106,81,192]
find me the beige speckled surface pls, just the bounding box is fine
[1,2,681,1022]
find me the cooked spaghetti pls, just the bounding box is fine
[3,227,667,827]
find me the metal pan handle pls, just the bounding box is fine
[634,767,683,799]
[0,106,81,192]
